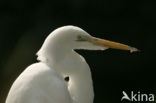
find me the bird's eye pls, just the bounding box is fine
[64,76,70,82]
[76,35,87,41]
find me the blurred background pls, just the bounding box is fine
[0,0,156,103]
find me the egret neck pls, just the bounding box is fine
[37,44,94,103]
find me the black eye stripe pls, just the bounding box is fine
[76,39,87,41]
[76,35,87,41]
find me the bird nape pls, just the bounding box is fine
[5,25,138,103]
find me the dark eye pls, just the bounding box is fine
[76,35,87,41]
[64,76,70,82]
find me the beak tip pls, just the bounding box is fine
[130,47,140,53]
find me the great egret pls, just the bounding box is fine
[5,26,138,103]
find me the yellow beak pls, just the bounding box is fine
[90,37,138,52]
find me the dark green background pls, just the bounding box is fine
[0,0,156,103]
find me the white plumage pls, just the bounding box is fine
[6,26,138,103]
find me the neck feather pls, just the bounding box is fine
[37,42,94,103]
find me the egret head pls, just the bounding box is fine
[37,25,138,62]
[39,25,138,51]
